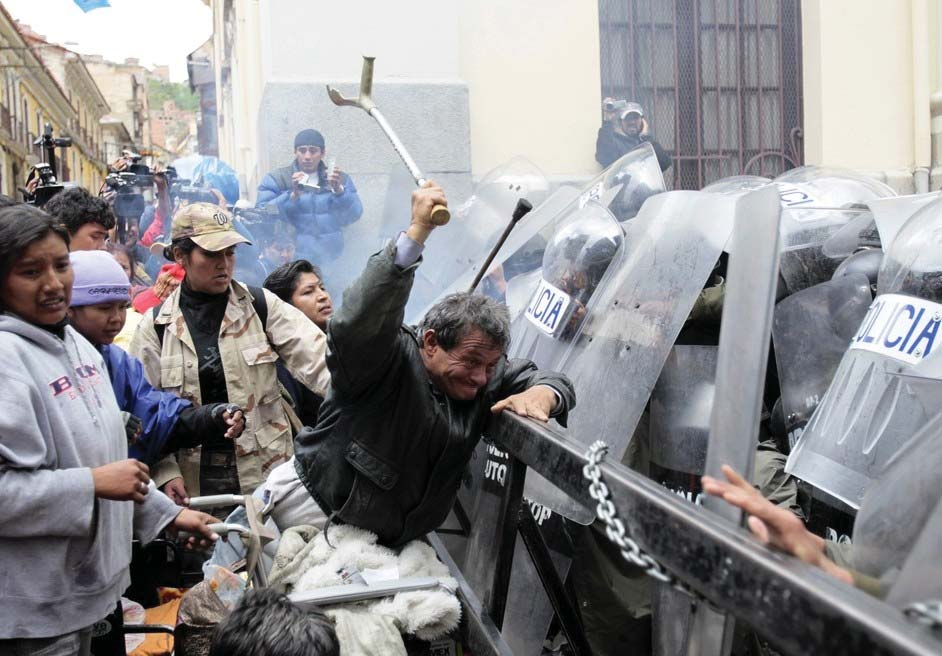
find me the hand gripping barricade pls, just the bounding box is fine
[786,196,942,535]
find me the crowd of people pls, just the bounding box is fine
[0,110,936,656]
[0,127,577,656]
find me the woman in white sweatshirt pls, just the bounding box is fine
[0,204,218,656]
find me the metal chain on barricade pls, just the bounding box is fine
[903,600,942,629]
[583,440,700,599]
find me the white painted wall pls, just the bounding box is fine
[801,0,938,190]
[457,0,602,178]
[261,0,461,81]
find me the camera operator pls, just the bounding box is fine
[44,187,116,251]
[101,151,155,246]
[595,97,672,172]
[21,124,73,207]
[139,168,174,249]
[256,129,362,268]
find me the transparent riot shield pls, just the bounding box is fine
[867,192,942,253]
[852,414,942,578]
[772,274,874,451]
[649,345,717,504]
[514,189,737,524]
[771,167,895,294]
[701,175,771,194]
[410,142,667,325]
[649,345,717,656]
[457,149,669,655]
[403,157,551,320]
[773,166,896,207]
[786,196,942,511]
[777,206,873,294]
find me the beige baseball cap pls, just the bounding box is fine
[170,202,251,252]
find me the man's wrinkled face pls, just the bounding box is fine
[70,222,110,251]
[295,145,324,174]
[421,327,504,401]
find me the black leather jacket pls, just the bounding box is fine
[294,242,576,546]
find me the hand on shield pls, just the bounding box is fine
[702,465,854,585]
[407,181,449,244]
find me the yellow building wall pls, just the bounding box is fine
[802,0,939,190]
[18,81,105,194]
[458,0,602,178]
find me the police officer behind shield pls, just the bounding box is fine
[595,98,672,172]
[256,129,363,268]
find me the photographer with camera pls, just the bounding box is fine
[22,124,73,208]
[595,97,672,172]
[256,129,362,268]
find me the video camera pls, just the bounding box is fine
[169,176,219,206]
[105,150,154,241]
[603,98,628,113]
[24,123,72,207]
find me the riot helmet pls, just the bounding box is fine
[601,141,666,221]
[877,196,942,303]
[702,175,771,194]
[540,205,624,308]
[832,248,883,294]
[774,167,895,295]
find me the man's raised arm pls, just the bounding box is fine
[326,182,449,397]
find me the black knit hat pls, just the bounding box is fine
[294,129,325,150]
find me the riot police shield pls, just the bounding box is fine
[867,192,942,253]
[773,166,896,207]
[850,405,942,597]
[411,142,667,325]
[777,206,873,294]
[649,345,717,504]
[404,157,552,320]
[786,196,942,511]
[701,175,771,193]
[515,189,738,524]
[772,167,895,295]
[885,497,942,616]
[772,274,874,451]
[649,345,717,656]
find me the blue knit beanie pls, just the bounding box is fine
[69,250,131,307]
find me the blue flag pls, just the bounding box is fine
[74,0,111,12]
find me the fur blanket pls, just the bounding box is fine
[269,523,461,650]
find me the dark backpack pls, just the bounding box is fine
[153,286,269,346]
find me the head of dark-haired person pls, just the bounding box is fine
[417,292,511,401]
[43,186,116,251]
[167,202,250,295]
[0,204,73,326]
[209,588,339,656]
[263,259,333,330]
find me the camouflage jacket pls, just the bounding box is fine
[129,281,330,495]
